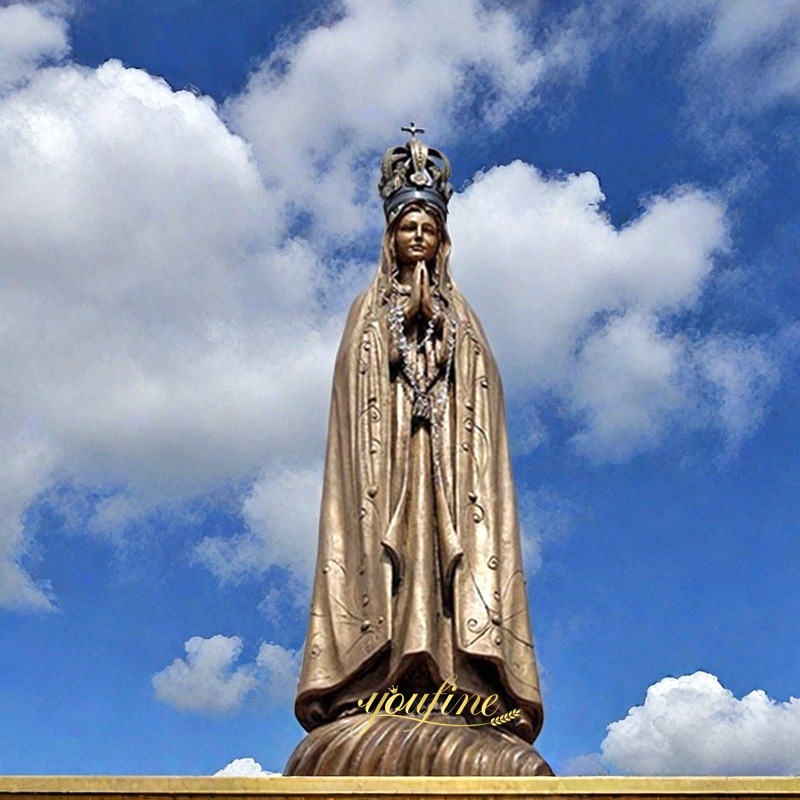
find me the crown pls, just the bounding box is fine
[379,123,453,221]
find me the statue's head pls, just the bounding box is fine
[377,126,454,295]
[393,203,440,268]
[379,124,453,224]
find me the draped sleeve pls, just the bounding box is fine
[295,284,394,730]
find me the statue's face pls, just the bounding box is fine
[394,208,439,266]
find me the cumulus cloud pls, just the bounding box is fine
[646,0,800,104]
[194,465,322,587]
[152,635,259,714]
[224,0,591,239]
[0,47,337,608]
[0,0,599,608]
[450,165,726,393]
[255,641,303,709]
[0,3,69,90]
[213,757,278,777]
[0,437,56,610]
[635,0,800,146]
[152,635,300,714]
[568,671,800,775]
[449,162,777,460]
[0,0,783,607]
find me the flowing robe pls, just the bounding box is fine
[295,262,544,744]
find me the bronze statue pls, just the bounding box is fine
[285,126,552,776]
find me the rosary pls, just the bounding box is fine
[387,294,457,425]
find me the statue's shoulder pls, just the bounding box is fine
[451,288,488,339]
[342,288,372,333]
[450,287,503,377]
[335,287,378,365]
[347,288,370,315]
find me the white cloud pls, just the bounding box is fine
[638,0,800,116]
[214,757,278,777]
[152,635,259,714]
[568,312,686,460]
[224,0,591,239]
[449,161,777,461]
[0,4,69,90]
[562,752,609,776]
[449,165,723,393]
[692,335,780,453]
[0,45,339,608]
[574,671,800,775]
[152,635,301,714]
[3,0,590,607]
[0,437,56,610]
[0,0,783,607]
[518,488,576,575]
[193,465,322,587]
[255,641,302,709]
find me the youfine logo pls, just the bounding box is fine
[351,673,521,734]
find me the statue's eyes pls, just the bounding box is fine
[398,220,436,235]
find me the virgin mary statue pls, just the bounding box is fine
[285,127,552,776]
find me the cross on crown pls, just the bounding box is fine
[400,122,426,140]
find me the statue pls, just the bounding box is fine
[284,126,552,776]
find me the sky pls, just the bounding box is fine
[1,0,800,778]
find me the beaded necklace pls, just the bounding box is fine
[387,291,457,429]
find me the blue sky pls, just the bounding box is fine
[1,0,799,778]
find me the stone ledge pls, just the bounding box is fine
[2,776,800,799]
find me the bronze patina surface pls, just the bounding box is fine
[284,714,551,776]
[286,128,550,775]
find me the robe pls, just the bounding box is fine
[295,244,544,744]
